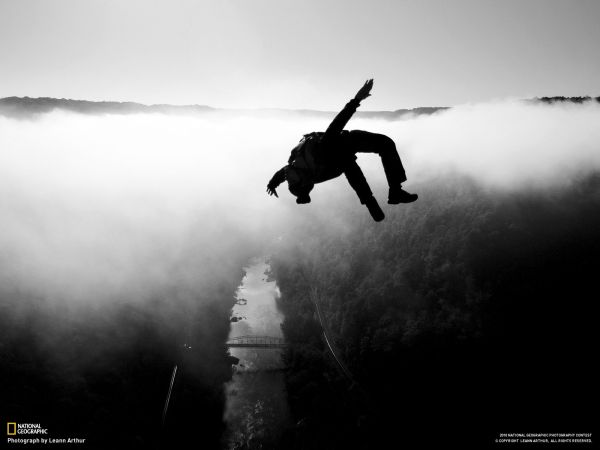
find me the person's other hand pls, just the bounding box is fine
[266,186,278,197]
[354,79,373,102]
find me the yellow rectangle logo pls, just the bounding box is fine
[7,422,17,435]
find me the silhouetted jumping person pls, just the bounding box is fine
[266,79,417,221]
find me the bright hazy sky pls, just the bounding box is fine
[1,0,599,110]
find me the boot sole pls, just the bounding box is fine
[388,195,418,205]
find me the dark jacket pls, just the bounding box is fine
[268,98,361,190]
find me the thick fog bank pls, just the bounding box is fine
[1,98,598,446]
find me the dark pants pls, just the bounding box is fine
[339,130,407,204]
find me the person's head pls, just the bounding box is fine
[286,166,314,204]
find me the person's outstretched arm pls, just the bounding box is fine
[325,79,373,137]
[266,167,287,197]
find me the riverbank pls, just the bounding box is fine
[223,258,292,449]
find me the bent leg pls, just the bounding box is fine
[344,130,407,186]
[344,160,373,204]
[345,161,385,221]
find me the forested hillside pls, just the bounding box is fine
[271,174,599,448]
[0,246,254,449]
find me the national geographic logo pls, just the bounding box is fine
[6,421,86,445]
[6,422,48,435]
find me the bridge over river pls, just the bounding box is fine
[226,335,287,349]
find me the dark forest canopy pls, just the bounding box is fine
[0,233,261,448]
[271,173,599,448]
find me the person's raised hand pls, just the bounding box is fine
[266,186,278,197]
[354,79,374,102]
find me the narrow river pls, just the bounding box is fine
[223,257,292,449]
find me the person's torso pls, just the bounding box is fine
[288,131,354,183]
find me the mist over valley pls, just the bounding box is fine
[1,96,598,448]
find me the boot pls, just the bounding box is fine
[388,185,418,204]
[365,196,385,222]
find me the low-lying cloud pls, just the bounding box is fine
[354,99,600,190]
[0,99,599,308]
